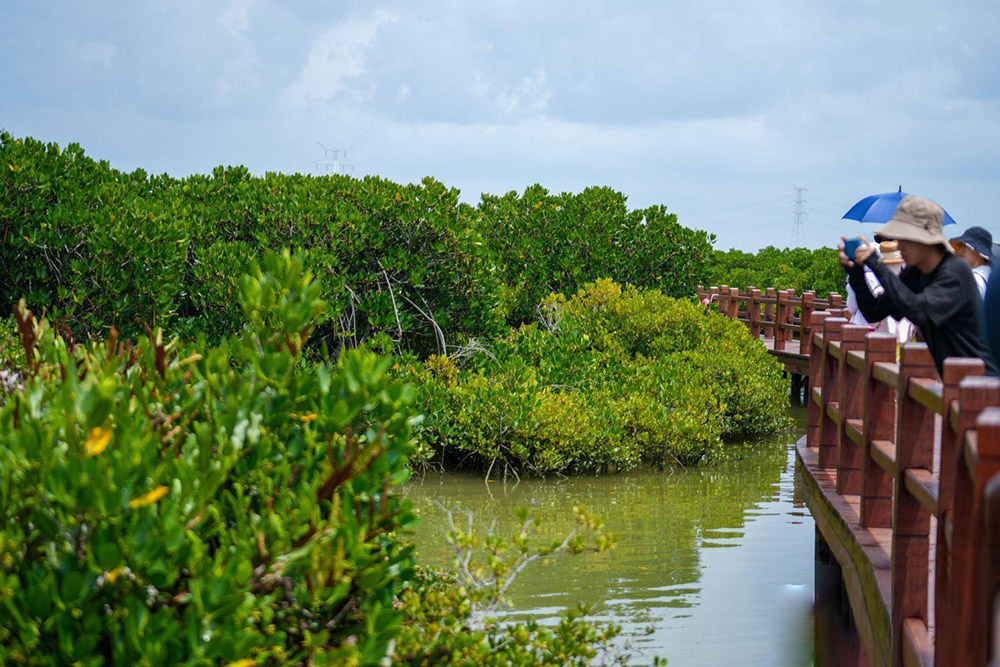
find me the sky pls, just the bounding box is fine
[2,0,999,250]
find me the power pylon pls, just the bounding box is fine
[315,142,354,175]
[791,186,808,246]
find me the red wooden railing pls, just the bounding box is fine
[696,285,845,353]
[806,310,1000,665]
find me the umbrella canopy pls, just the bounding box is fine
[842,188,956,226]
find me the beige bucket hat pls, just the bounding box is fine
[875,195,955,253]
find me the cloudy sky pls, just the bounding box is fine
[3,1,998,249]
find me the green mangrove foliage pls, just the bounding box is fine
[478,184,713,324]
[704,246,844,298]
[0,133,711,353]
[0,252,420,664]
[409,279,790,474]
[0,252,622,666]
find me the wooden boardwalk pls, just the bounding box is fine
[701,285,1000,666]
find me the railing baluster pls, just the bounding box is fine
[984,467,1000,663]
[976,411,1000,667]
[748,287,762,338]
[818,317,848,469]
[806,311,830,449]
[764,287,776,340]
[861,333,897,529]
[953,383,1000,666]
[935,358,986,662]
[891,344,938,665]
[775,290,789,352]
[801,291,815,352]
[836,325,868,495]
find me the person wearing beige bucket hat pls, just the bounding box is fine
[839,194,997,376]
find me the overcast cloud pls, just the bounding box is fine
[2,0,998,249]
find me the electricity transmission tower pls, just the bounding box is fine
[791,186,808,246]
[315,142,354,175]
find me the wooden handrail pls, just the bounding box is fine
[910,377,945,414]
[872,361,900,388]
[700,283,1000,663]
[802,313,1000,666]
[696,285,844,353]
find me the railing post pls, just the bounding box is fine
[708,286,719,310]
[818,317,848,469]
[836,325,868,495]
[829,292,843,310]
[748,288,761,338]
[952,384,1000,666]
[728,287,740,320]
[801,291,816,352]
[719,285,730,319]
[891,343,937,666]
[764,287,776,340]
[974,410,1000,665]
[775,290,789,351]
[984,468,1000,663]
[806,310,830,448]
[860,333,897,529]
[935,358,986,662]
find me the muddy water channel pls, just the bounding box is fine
[404,407,814,665]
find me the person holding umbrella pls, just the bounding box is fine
[949,226,993,298]
[839,194,997,376]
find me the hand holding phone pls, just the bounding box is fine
[843,237,864,260]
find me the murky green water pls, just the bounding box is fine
[404,407,813,665]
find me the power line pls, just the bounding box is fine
[686,194,791,219]
[809,194,847,209]
[705,210,797,231]
[696,206,796,225]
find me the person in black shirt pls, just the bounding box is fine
[985,263,1000,365]
[838,194,998,377]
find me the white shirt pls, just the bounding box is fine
[846,267,883,328]
[845,263,916,344]
[973,265,991,299]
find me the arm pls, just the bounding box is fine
[847,260,896,323]
[864,266,884,297]
[866,256,963,329]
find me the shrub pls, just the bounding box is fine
[410,280,790,473]
[0,252,420,665]
[0,134,503,352]
[1,133,712,354]
[478,185,713,324]
[0,253,635,666]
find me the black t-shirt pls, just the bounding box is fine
[848,252,998,376]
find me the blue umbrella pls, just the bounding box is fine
[842,186,957,226]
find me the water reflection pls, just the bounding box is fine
[404,407,813,665]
